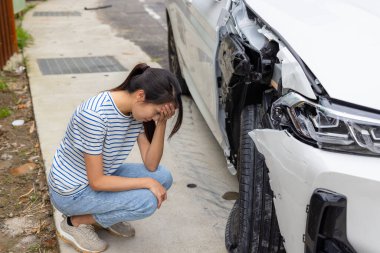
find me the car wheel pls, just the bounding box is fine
[225,104,286,253]
[167,14,190,95]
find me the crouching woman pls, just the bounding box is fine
[47,63,183,252]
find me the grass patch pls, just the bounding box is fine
[17,27,33,50]
[16,3,37,22]
[0,80,8,91]
[0,107,12,119]
[29,193,39,203]
[27,242,41,253]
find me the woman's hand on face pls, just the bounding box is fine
[157,103,176,124]
[148,178,167,209]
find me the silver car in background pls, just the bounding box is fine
[166,0,380,252]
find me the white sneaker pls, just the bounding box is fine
[58,216,107,253]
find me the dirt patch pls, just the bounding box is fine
[0,68,58,252]
[3,216,36,237]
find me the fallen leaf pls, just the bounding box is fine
[29,121,35,134]
[10,163,37,176]
[17,104,27,109]
[42,238,57,248]
[34,143,39,148]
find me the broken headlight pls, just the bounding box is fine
[271,92,380,156]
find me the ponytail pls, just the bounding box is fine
[109,63,150,92]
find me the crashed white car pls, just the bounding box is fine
[166,0,380,252]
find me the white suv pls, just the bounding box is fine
[165,0,380,252]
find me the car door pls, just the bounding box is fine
[167,0,231,146]
[166,0,193,74]
[184,0,229,143]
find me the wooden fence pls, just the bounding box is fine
[0,0,18,69]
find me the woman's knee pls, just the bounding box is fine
[138,191,158,217]
[156,165,173,190]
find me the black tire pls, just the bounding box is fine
[225,105,286,253]
[167,14,190,95]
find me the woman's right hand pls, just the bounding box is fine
[156,103,176,125]
[147,178,167,209]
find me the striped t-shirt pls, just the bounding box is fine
[48,91,144,196]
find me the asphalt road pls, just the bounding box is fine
[98,0,169,69]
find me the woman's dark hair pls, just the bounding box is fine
[110,63,183,143]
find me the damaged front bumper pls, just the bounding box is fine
[249,129,380,253]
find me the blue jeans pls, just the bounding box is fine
[48,163,173,228]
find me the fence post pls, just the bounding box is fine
[0,0,18,69]
[7,0,18,53]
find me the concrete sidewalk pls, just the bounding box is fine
[23,0,238,252]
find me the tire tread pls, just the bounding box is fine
[227,105,285,253]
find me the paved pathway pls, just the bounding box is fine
[23,0,238,252]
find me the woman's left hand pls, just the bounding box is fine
[157,103,176,124]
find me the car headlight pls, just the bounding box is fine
[271,92,380,156]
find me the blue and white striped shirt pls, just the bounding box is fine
[48,91,144,196]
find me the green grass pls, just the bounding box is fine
[0,107,12,119]
[0,80,8,91]
[16,4,37,22]
[15,3,35,50]
[17,27,33,50]
[29,193,39,203]
[27,243,41,253]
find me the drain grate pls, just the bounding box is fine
[37,56,127,75]
[33,11,81,16]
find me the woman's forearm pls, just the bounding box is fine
[90,175,153,192]
[144,121,166,171]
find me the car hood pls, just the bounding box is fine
[245,0,380,111]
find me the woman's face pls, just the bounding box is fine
[132,102,165,122]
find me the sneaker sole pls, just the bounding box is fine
[106,227,135,238]
[94,223,135,238]
[57,230,107,253]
